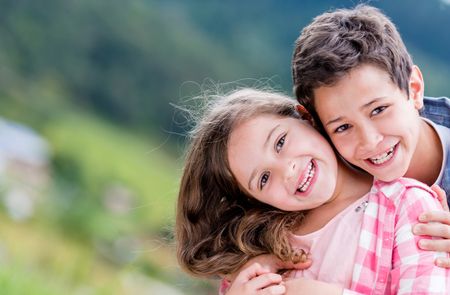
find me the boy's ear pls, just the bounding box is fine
[296,104,315,126]
[409,65,424,110]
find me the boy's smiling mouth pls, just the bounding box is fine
[366,143,398,166]
[296,160,316,193]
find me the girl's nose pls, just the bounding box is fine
[284,160,297,183]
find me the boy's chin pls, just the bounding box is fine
[369,168,406,182]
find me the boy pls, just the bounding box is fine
[291,4,450,266]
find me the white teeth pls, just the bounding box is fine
[297,161,315,192]
[369,147,395,165]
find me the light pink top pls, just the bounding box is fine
[289,195,368,288]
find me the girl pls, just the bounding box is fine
[176,88,448,294]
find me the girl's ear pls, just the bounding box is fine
[296,104,315,127]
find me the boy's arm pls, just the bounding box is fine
[412,184,450,268]
[393,187,449,293]
[422,96,450,127]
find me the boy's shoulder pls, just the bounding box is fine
[422,96,450,127]
[373,177,435,200]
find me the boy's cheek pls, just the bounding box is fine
[329,138,356,163]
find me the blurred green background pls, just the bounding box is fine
[0,0,449,294]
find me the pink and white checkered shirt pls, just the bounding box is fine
[219,178,449,294]
[343,178,449,294]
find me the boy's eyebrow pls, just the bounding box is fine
[324,97,385,126]
[247,124,281,191]
[361,97,385,109]
[325,116,343,127]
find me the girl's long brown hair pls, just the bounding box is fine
[176,88,306,278]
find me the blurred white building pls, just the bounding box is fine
[0,117,50,221]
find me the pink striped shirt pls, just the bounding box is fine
[220,178,449,294]
[344,178,449,294]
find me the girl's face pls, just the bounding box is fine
[227,114,338,211]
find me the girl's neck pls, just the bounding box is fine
[295,160,373,235]
[331,160,373,205]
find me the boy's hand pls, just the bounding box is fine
[432,184,450,211]
[225,262,285,295]
[412,184,450,268]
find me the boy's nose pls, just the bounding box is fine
[357,125,383,153]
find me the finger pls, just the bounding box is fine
[234,263,271,283]
[418,238,450,252]
[414,222,450,238]
[276,256,312,270]
[418,210,450,225]
[247,273,283,291]
[291,258,312,270]
[431,185,449,212]
[280,269,295,280]
[245,255,283,274]
[259,284,286,295]
[435,257,450,269]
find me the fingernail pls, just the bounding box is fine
[413,224,422,234]
[419,240,429,249]
[435,258,448,268]
[418,214,427,222]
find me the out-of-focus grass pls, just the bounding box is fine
[0,267,66,295]
[0,108,193,293]
[0,102,216,293]
[41,110,180,240]
[0,214,115,294]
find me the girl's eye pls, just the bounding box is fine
[371,106,387,116]
[259,172,270,190]
[335,124,350,133]
[275,134,286,152]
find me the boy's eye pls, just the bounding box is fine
[259,172,270,190]
[371,106,387,116]
[275,134,286,152]
[335,124,350,133]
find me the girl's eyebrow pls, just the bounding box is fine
[247,123,281,191]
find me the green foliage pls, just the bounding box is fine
[42,110,180,242]
[0,266,69,295]
[1,0,449,144]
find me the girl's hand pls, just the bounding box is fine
[226,254,312,283]
[225,262,285,295]
[221,254,311,294]
[284,277,342,295]
[412,184,450,268]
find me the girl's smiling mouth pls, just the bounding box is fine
[296,160,317,195]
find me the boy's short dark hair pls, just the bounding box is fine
[292,4,412,114]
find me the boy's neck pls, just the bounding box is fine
[405,119,442,185]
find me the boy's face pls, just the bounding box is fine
[313,64,424,181]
